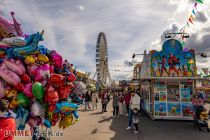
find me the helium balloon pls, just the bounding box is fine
[58,85,72,99]
[44,87,59,105]
[43,119,51,128]
[56,102,78,114]
[23,83,33,98]
[67,73,76,82]
[27,64,39,77]
[2,36,26,46]
[24,55,36,65]
[0,80,6,98]
[21,73,31,83]
[49,74,64,88]
[32,82,44,100]
[72,110,79,119]
[50,50,62,68]
[16,92,30,107]
[34,64,51,82]
[14,83,24,91]
[4,59,26,75]
[31,101,45,117]
[0,69,21,86]
[16,107,29,130]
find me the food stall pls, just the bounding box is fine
[141,39,200,120]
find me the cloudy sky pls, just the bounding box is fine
[1,0,210,80]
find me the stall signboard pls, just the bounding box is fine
[150,39,196,77]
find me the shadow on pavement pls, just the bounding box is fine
[98,116,113,123]
[109,112,210,140]
[90,112,104,115]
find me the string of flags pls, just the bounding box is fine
[75,64,133,68]
[180,0,204,47]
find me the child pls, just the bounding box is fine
[199,107,208,121]
[132,108,139,133]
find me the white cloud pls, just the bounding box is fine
[76,5,85,11]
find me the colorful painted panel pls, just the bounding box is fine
[150,39,196,77]
[167,102,181,116]
[155,102,167,116]
[167,85,180,102]
[182,102,194,117]
[181,88,191,102]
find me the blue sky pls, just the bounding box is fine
[1,0,210,80]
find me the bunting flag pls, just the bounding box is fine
[190,15,194,21]
[192,9,196,16]
[177,1,204,48]
[187,22,190,27]
[194,2,198,7]
[196,0,204,4]
[189,18,194,24]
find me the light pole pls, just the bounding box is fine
[196,52,207,58]
[132,53,145,59]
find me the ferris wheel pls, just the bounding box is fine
[93,32,111,86]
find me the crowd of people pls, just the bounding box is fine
[81,88,141,133]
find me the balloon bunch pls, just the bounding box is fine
[0,12,83,130]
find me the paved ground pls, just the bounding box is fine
[15,102,210,140]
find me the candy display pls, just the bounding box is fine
[0,12,83,133]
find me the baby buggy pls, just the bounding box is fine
[193,106,209,132]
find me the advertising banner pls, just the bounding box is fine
[150,39,196,77]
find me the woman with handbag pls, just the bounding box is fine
[92,91,99,110]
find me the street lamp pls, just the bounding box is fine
[132,53,145,59]
[196,53,207,58]
[165,32,190,39]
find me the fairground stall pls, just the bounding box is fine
[140,39,203,120]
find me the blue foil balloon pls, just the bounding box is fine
[72,111,79,119]
[44,119,51,128]
[56,102,78,113]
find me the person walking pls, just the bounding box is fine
[101,91,109,112]
[119,91,125,115]
[192,93,204,126]
[113,92,120,118]
[92,91,99,110]
[124,90,131,116]
[84,91,91,110]
[126,91,141,130]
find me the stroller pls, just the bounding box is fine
[193,106,209,132]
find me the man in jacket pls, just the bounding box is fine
[126,91,141,130]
